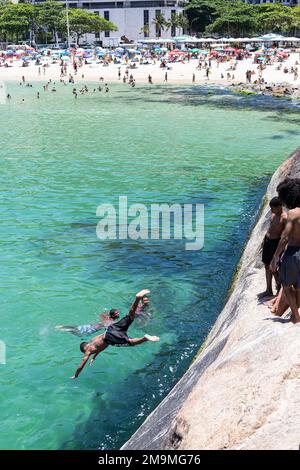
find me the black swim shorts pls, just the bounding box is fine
[104,315,133,347]
[262,236,280,265]
[280,246,300,289]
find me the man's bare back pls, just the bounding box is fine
[285,208,300,246]
[270,179,300,323]
[84,334,106,354]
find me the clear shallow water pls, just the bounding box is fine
[1,82,300,450]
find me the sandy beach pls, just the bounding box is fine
[1,52,300,88]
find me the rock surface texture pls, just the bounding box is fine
[122,148,300,451]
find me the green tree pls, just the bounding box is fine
[256,3,295,34]
[291,6,300,36]
[152,12,167,38]
[206,2,258,37]
[36,1,64,46]
[0,3,35,42]
[177,12,189,34]
[139,24,149,38]
[185,0,224,34]
[165,11,178,35]
[62,9,117,45]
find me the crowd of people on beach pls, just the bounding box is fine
[260,178,300,324]
[2,43,300,96]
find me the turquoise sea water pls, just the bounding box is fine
[1,82,300,450]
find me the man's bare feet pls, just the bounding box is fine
[136,289,150,299]
[266,297,277,307]
[144,334,160,342]
[291,315,300,324]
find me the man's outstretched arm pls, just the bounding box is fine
[129,289,150,321]
[70,353,90,379]
[89,351,100,366]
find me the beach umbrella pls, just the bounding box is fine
[174,35,193,42]
[169,50,186,55]
[190,48,200,53]
[286,37,300,42]
[255,34,286,42]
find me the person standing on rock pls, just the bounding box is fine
[270,178,300,323]
[259,197,286,298]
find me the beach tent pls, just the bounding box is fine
[284,37,300,42]
[254,34,286,42]
[174,35,205,44]
[137,39,175,44]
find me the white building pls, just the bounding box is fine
[33,1,185,46]
[86,1,186,46]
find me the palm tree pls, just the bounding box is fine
[176,12,189,35]
[165,12,178,37]
[140,24,149,38]
[152,12,166,38]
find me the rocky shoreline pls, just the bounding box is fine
[231,81,300,99]
[122,147,300,450]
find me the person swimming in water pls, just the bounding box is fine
[70,290,159,379]
[56,309,117,336]
[56,297,150,337]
